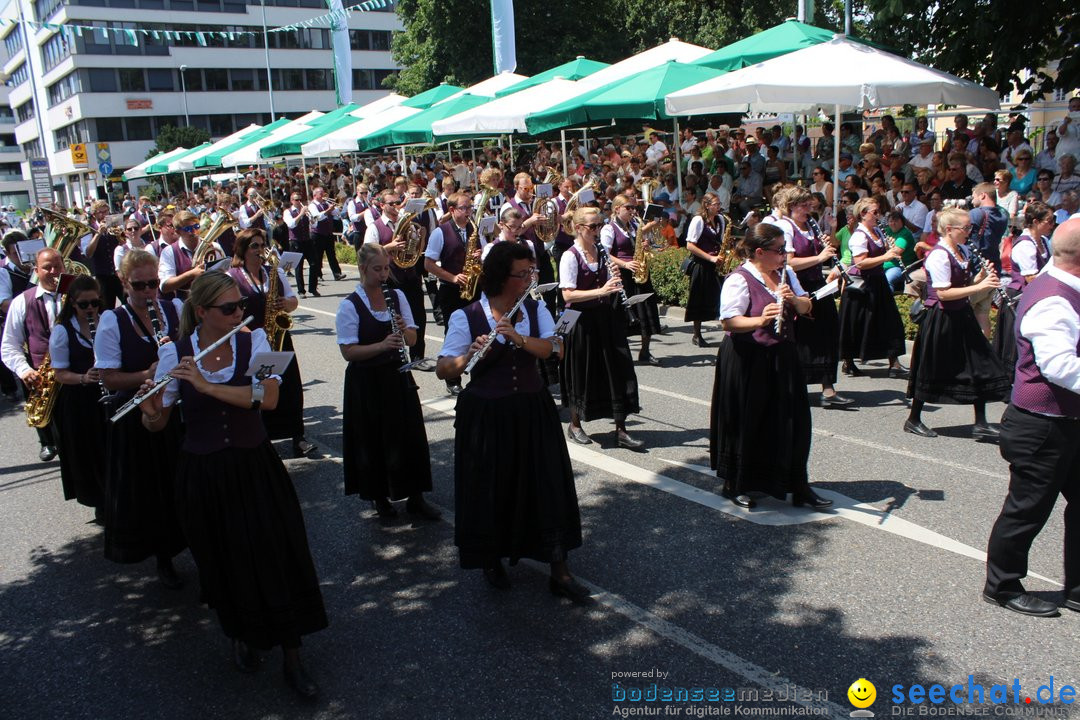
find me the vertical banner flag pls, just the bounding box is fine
[327,0,352,106]
[490,0,517,74]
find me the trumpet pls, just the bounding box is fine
[464,276,537,374]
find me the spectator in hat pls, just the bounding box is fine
[909,138,935,172]
[836,153,856,183]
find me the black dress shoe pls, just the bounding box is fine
[691,334,709,348]
[483,560,511,590]
[972,423,1001,441]
[637,352,661,366]
[447,383,463,396]
[721,482,755,508]
[299,292,307,299]
[903,419,938,438]
[791,488,834,509]
[232,639,263,673]
[1063,598,1080,613]
[310,289,321,298]
[841,360,864,377]
[283,661,319,699]
[333,273,347,281]
[617,431,645,450]
[549,575,592,604]
[821,393,855,409]
[405,496,442,521]
[156,559,184,589]
[567,425,592,445]
[982,592,1060,618]
[373,497,398,519]
[292,439,317,457]
[38,445,57,462]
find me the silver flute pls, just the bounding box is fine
[774,257,788,335]
[381,283,412,371]
[464,277,537,374]
[110,316,254,422]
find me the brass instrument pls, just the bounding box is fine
[564,179,598,220]
[532,166,564,244]
[194,208,236,267]
[461,184,496,301]
[252,192,278,213]
[389,197,434,269]
[263,251,292,352]
[637,177,661,206]
[24,352,57,428]
[32,207,92,284]
[715,213,740,275]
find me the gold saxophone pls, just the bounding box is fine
[631,219,654,285]
[263,251,292,351]
[24,353,57,429]
[390,197,434,269]
[460,184,496,301]
[715,213,740,275]
[532,166,563,244]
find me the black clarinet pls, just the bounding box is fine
[807,216,858,287]
[146,298,168,346]
[381,284,412,369]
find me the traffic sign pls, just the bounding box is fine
[96,143,110,164]
[99,161,113,177]
[70,143,88,167]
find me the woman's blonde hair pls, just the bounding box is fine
[357,242,388,269]
[853,196,879,222]
[772,186,811,215]
[572,206,600,228]
[179,271,239,336]
[611,194,633,213]
[119,248,158,280]
[994,169,1012,188]
[936,207,969,236]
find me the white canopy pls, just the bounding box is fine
[665,36,1001,116]
[167,124,262,173]
[352,93,407,119]
[431,78,583,137]
[440,71,529,103]
[300,105,419,157]
[220,111,324,167]
[577,37,712,92]
[123,146,191,181]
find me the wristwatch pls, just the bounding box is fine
[250,381,265,410]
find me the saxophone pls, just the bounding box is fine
[631,217,657,285]
[460,184,496,301]
[715,213,740,275]
[263,251,293,351]
[24,353,57,429]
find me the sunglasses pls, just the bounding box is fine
[75,299,102,309]
[178,224,200,233]
[129,278,160,291]
[949,224,974,233]
[1038,176,1052,181]
[205,297,248,315]
[764,246,787,255]
[579,222,604,230]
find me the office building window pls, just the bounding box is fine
[181,68,203,92]
[34,0,65,22]
[371,31,391,50]
[204,69,228,91]
[7,63,29,88]
[47,72,81,106]
[54,121,90,148]
[373,69,395,88]
[3,30,23,57]
[41,32,72,72]
[305,69,328,91]
[126,116,153,140]
[147,68,175,92]
[118,68,146,92]
[94,117,124,142]
[209,114,233,136]
[22,139,44,158]
[231,68,255,91]
[86,68,118,92]
[15,103,34,124]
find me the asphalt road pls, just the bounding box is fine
[1,268,1076,719]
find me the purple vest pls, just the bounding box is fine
[348,198,367,232]
[162,241,195,301]
[217,227,236,259]
[610,220,635,261]
[788,218,825,291]
[228,266,267,332]
[508,196,538,243]
[438,220,469,275]
[113,301,180,399]
[461,298,542,399]
[848,227,886,278]
[345,291,399,368]
[287,207,311,244]
[20,288,54,368]
[924,247,970,311]
[176,332,267,454]
[374,217,394,246]
[730,266,795,347]
[566,245,609,309]
[554,196,574,250]
[1007,234,1050,292]
[90,227,120,277]
[313,201,334,236]
[62,319,95,374]
[1012,273,1080,419]
[696,217,722,256]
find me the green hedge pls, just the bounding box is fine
[649,247,690,307]
[336,242,357,266]
[893,294,921,340]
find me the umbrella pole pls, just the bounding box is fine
[832,104,841,218]
[793,118,799,181]
[509,135,514,164]
[302,156,310,199]
[560,130,567,176]
[470,140,476,163]
[673,117,683,200]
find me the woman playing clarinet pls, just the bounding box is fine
[138,271,327,698]
[49,275,108,518]
[600,195,663,365]
[228,229,316,457]
[684,192,728,347]
[993,201,1053,370]
[437,241,587,602]
[336,243,438,522]
[710,223,832,510]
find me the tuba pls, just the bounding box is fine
[194,208,236,267]
[532,166,563,244]
[263,250,293,351]
[563,178,598,224]
[32,207,92,283]
[390,197,434,269]
[460,184,496,301]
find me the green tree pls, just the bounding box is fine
[146,125,210,160]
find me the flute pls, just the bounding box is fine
[110,316,254,422]
[774,257,788,335]
[464,277,537,374]
[381,284,412,371]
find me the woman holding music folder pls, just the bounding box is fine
[683,192,727,347]
[600,195,663,365]
[437,241,587,603]
[137,271,327,699]
[335,243,438,522]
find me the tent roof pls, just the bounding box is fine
[190,118,291,169]
[301,105,421,157]
[220,111,325,166]
[357,95,494,151]
[123,146,192,181]
[432,78,584,138]
[167,124,264,172]
[400,83,465,109]
[494,57,609,97]
[258,104,362,158]
[692,19,874,71]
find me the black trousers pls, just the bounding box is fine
[0,360,15,396]
[291,240,322,295]
[315,232,342,278]
[985,404,1080,604]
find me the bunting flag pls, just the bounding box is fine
[489,0,516,74]
[326,0,354,106]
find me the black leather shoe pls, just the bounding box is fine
[38,445,57,462]
[821,393,855,409]
[549,575,592,604]
[405,496,442,521]
[1063,598,1080,613]
[567,425,592,445]
[283,661,319,699]
[841,360,863,377]
[637,352,661,366]
[888,365,909,379]
[333,273,347,281]
[483,560,511,590]
[156,559,184,590]
[310,289,321,298]
[691,334,708,348]
[791,488,834,509]
[447,383,463,396]
[373,498,398,519]
[903,419,938,438]
[232,640,263,673]
[972,423,1001,441]
[982,592,1060,617]
[617,431,645,450]
[292,439,317,457]
[721,482,755,509]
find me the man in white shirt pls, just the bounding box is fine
[645,132,668,166]
[1036,131,1059,174]
[236,187,270,232]
[679,127,698,156]
[309,186,346,282]
[909,139,935,171]
[894,182,929,241]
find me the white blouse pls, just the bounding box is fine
[439,293,555,358]
[155,327,276,407]
[719,261,807,320]
[335,286,416,345]
[48,318,93,369]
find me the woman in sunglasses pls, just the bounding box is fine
[94,249,186,587]
[48,274,108,518]
[558,207,643,449]
[904,208,1010,439]
[137,271,326,698]
[711,223,829,510]
[993,202,1054,370]
[228,229,315,458]
[113,217,158,276]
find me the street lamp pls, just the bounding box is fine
[179,64,191,127]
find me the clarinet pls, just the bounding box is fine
[87,316,109,402]
[808,216,858,286]
[598,242,630,308]
[381,284,412,370]
[146,298,169,346]
[774,257,788,335]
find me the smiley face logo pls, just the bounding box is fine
[848,678,876,709]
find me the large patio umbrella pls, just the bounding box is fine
[220,111,325,167]
[494,56,609,97]
[258,104,362,158]
[122,146,193,181]
[190,118,291,169]
[301,105,421,157]
[144,143,213,175]
[353,92,407,118]
[168,124,265,172]
[356,94,495,151]
[430,78,584,139]
[400,82,464,109]
[692,19,873,71]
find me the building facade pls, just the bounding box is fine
[0,0,402,207]
[0,84,29,209]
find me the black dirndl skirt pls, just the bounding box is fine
[684,257,721,322]
[709,336,812,498]
[56,383,107,508]
[261,331,305,441]
[560,302,640,422]
[795,293,840,386]
[342,360,432,500]
[104,408,186,563]
[991,288,1020,373]
[618,266,662,336]
[175,440,328,649]
[838,272,906,362]
[454,388,582,569]
[907,304,1011,404]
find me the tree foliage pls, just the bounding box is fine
[147,125,211,160]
